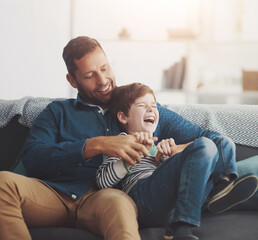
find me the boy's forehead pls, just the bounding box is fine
[134,93,156,103]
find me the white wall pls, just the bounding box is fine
[1,0,258,101]
[0,0,71,100]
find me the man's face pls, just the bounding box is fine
[67,47,116,109]
[120,93,159,135]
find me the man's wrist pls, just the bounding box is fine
[83,136,105,159]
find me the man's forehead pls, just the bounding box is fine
[74,50,108,71]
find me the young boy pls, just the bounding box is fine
[96,83,257,240]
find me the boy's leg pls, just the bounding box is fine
[129,137,218,228]
[0,171,71,240]
[75,188,140,240]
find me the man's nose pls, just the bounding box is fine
[97,72,108,85]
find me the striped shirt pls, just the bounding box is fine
[96,133,166,193]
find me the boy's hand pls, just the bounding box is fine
[155,138,175,165]
[157,138,175,158]
[132,132,158,150]
[155,140,193,165]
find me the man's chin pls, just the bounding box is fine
[97,96,112,109]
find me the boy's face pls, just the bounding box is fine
[118,93,159,135]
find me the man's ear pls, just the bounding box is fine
[66,74,78,89]
[117,111,128,125]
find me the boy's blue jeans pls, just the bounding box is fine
[128,136,237,228]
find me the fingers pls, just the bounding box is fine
[155,152,162,166]
[157,139,170,156]
[119,151,139,166]
[169,138,175,146]
[120,143,149,165]
[133,142,149,157]
[133,132,156,146]
[103,134,151,165]
[118,135,149,163]
[157,138,176,158]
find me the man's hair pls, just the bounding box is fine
[109,83,156,118]
[62,36,103,77]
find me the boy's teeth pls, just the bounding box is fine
[144,116,155,123]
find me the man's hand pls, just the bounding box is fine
[83,135,149,166]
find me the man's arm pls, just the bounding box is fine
[19,102,149,178]
[157,104,220,144]
[19,103,87,177]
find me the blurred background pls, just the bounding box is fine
[0,0,258,104]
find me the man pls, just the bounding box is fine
[0,36,146,240]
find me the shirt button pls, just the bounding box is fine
[106,128,109,132]
[98,110,102,114]
[78,163,82,167]
[71,194,77,200]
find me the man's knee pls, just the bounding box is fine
[97,188,137,210]
[85,188,138,222]
[0,171,18,187]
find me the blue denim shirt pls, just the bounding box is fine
[18,94,220,200]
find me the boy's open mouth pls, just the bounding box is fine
[144,116,155,124]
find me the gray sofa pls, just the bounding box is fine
[0,97,258,240]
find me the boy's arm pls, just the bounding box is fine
[96,155,129,189]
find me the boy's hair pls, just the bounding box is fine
[62,36,103,78]
[110,83,156,118]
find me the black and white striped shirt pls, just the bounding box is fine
[96,154,157,193]
[96,133,167,193]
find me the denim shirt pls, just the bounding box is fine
[18,94,220,200]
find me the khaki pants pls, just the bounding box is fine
[0,171,140,240]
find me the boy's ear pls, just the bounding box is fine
[117,111,128,125]
[66,74,78,89]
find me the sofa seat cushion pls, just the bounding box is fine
[29,210,258,240]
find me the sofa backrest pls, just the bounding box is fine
[0,98,257,171]
[166,104,258,148]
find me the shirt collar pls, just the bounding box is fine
[74,93,108,115]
